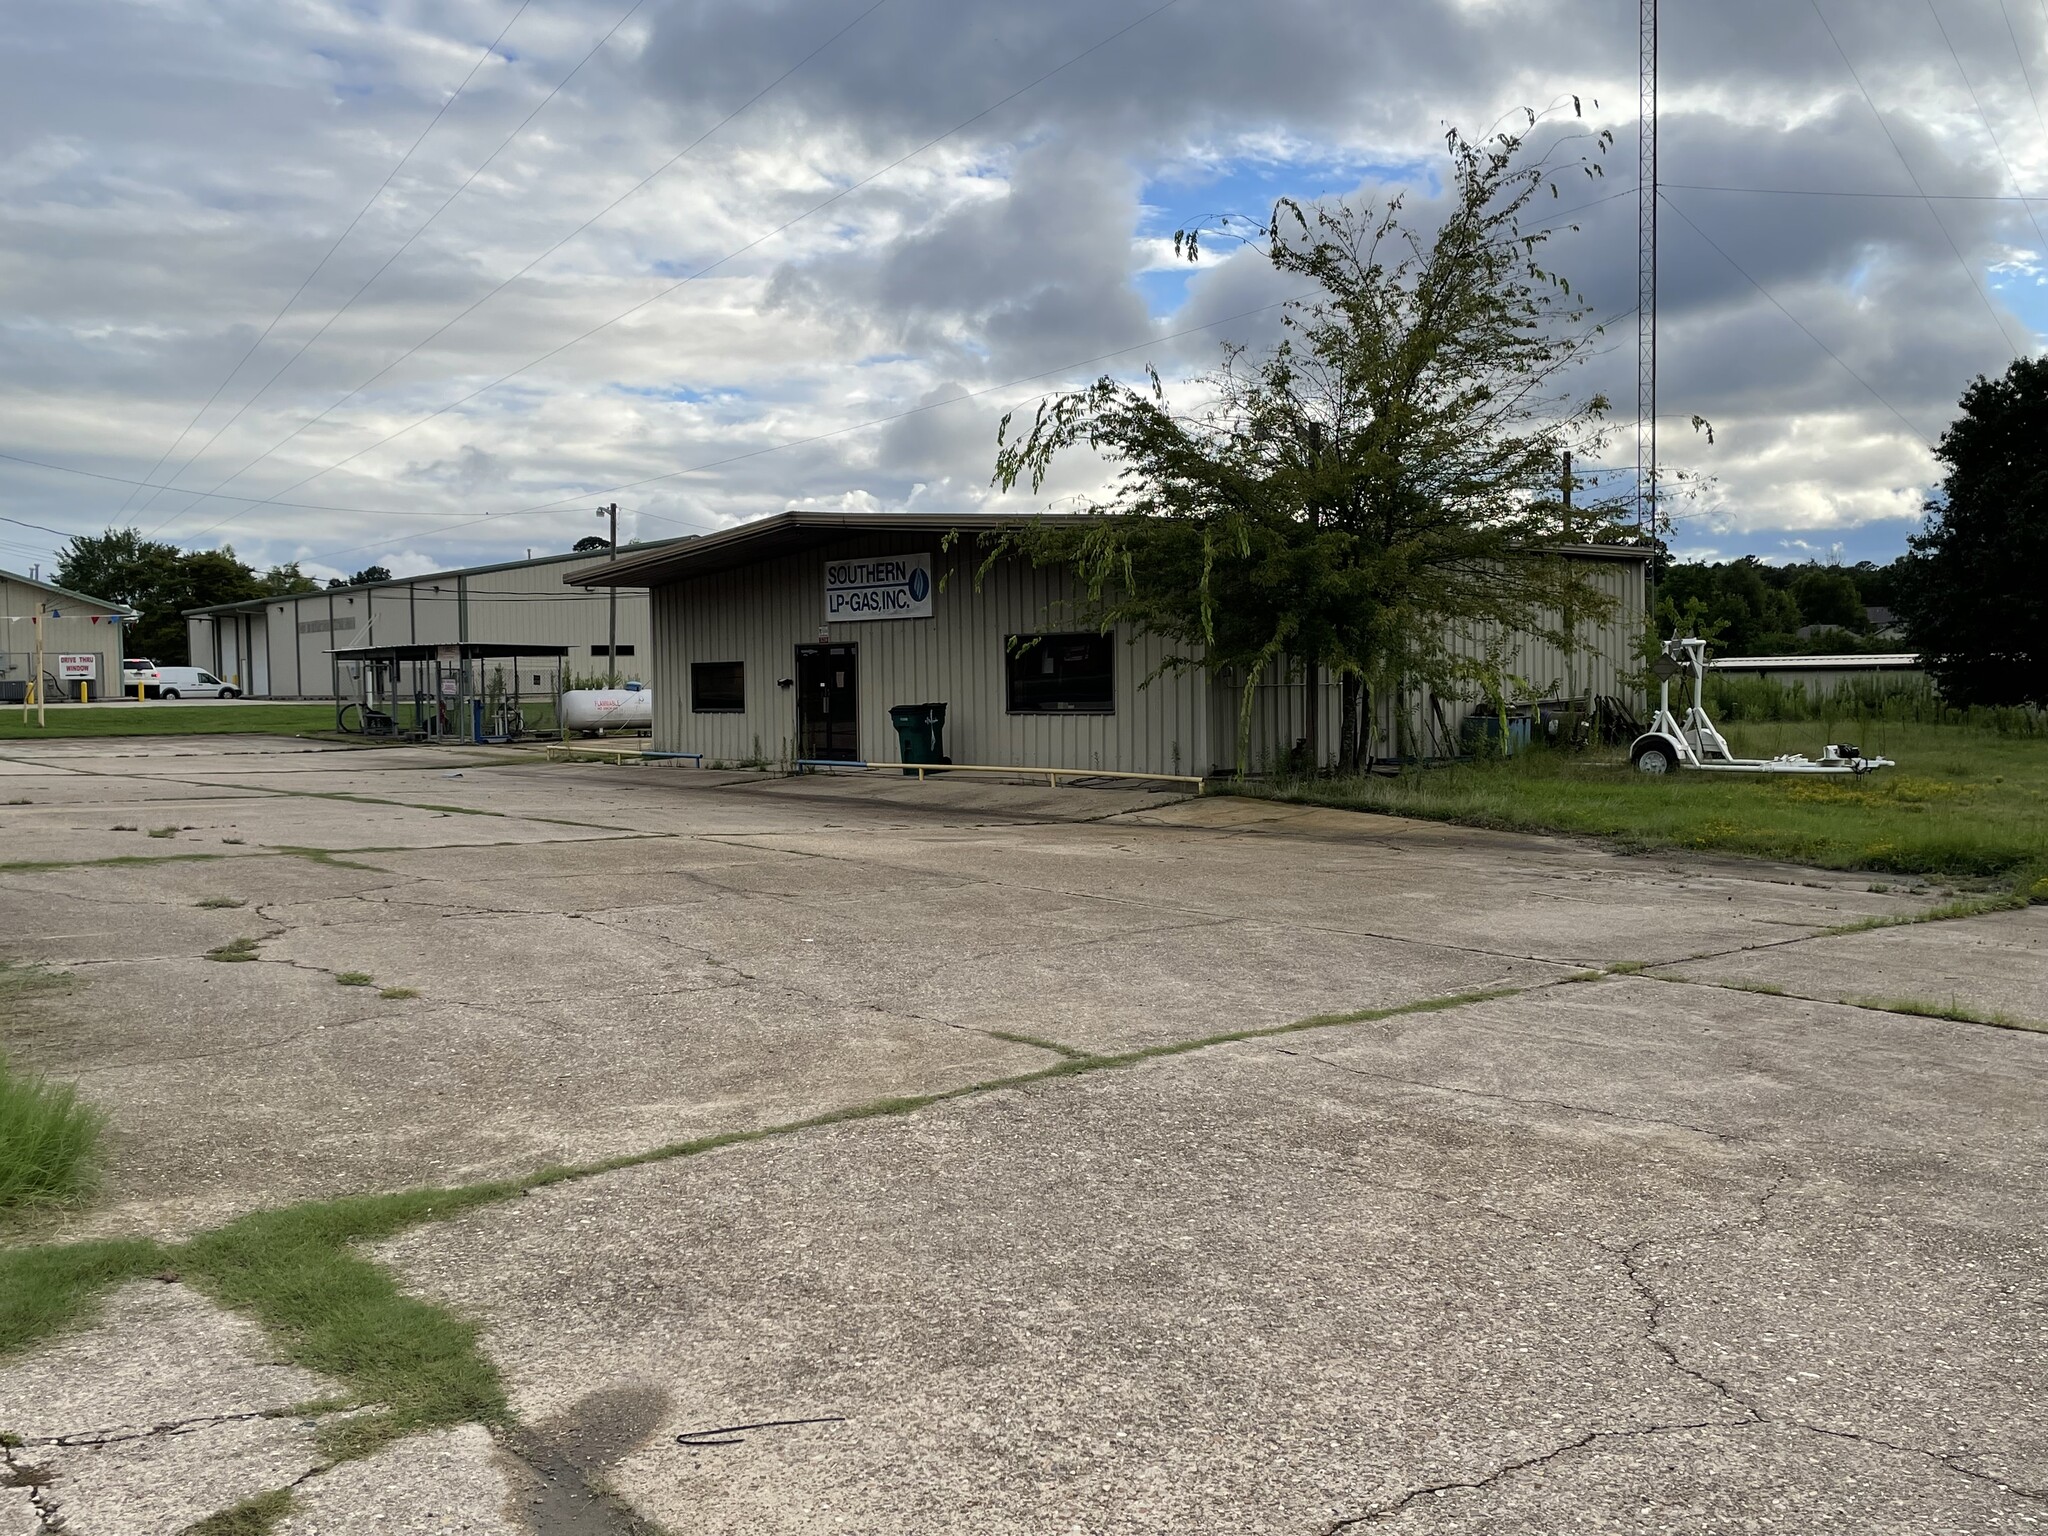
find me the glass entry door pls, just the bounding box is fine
[795,644,858,760]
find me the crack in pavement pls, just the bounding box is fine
[1273,1046,1738,1142]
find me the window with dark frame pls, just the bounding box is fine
[1005,632,1114,714]
[590,644,636,657]
[691,660,745,712]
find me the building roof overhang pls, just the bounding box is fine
[564,509,1656,590]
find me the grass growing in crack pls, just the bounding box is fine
[980,1028,1096,1060]
[177,1186,518,1457]
[1821,888,2033,936]
[147,826,179,839]
[0,1053,107,1221]
[334,972,375,988]
[195,896,248,909]
[0,983,1520,1466]
[205,936,263,963]
[1848,995,2046,1034]
[180,1489,295,1536]
[0,1239,165,1354]
[378,987,419,1000]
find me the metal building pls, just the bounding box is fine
[0,569,135,703]
[184,542,688,698]
[570,510,1650,778]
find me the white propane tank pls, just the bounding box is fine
[561,687,653,733]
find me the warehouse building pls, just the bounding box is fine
[1,568,135,703]
[184,542,688,698]
[567,510,1649,778]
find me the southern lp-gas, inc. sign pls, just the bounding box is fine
[824,553,933,622]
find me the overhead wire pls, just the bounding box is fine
[192,0,1192,542]
[1997,0,2048,152]
[125,0,535,522]
[1807,0,2028,352]
[1922,0,2048,257]
[1658,191,1937,447]
[170,0,895,529]
[144,0,652,532]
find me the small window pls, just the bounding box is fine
[198,673,221,686]
[1006,632,1114,714]
[591,644,635,657]
[692,661,744,712]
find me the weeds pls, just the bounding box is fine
[205,937,263,963]
[333,972,374,988]
[179,1488,294,1536]
[0,1239,163,1355]
[377,987,419,1000]
[147,826,178,839]
[1848,995,2045,1034]
[195,896,247,910]
[0,1053,106,1220]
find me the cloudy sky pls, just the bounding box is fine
[3,0,2044,584]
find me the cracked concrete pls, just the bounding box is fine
[3,736,2043,1533]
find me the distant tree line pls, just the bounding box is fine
[1653,556,1908,658]
[54,529,320,662]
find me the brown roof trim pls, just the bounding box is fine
[566,510,1656,590]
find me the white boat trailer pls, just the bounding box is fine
[1629,638,1896,776]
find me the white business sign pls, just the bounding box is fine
[57,654,98,680]
[824,553,933,623]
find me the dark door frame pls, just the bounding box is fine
[794,642,859,761]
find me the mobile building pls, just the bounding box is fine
[567,510,1649,778]
[1706,652,1923,695]
[184,541,690,699]
[0,568,135,703]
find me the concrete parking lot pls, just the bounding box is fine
[1,735,2043,1534]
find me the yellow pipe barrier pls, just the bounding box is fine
[848,761,1205,793]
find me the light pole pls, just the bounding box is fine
[596,503,619,681]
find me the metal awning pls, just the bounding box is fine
[327,643,572,661]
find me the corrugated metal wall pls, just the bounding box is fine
[190,550,656,698]
[1188,553,1650,772]
[649,534,1209,776]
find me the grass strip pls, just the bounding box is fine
[0,1239,166,1356]
[0,705,334,741]
[0,981,1522,1440]
[179,1487,294,1536]
[1820,889,2033,936]
[1846,995,2046,1034]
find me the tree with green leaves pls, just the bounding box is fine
[1896,357,2048,708]
[990,117,1630,772]
[55,529,303,661]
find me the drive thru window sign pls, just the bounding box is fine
[824,554,933,622]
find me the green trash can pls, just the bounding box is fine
[888,702,948,775]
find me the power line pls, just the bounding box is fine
[199,0,1192,538]
[124,0,535,522]
[169,0,894,530]
[144,0,651,532]
[1658,190,1937,447]
[1995,0,2048,156]
[311,290,1639,566]
[1664,181,2048,201]
[306,286,1303,562]
[1923,0,2048,258]
[1807,0,2026,353]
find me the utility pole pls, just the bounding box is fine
[1638,0,1659,606]
[596,503,619,681]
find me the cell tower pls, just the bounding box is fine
[1637,0,1658,548]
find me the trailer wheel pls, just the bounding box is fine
[1631,736,1679,774]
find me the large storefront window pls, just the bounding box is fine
[1006,632,1114,714]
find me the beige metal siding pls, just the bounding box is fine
[1,575,128,697]
[1209,553,1645,770]
[649,535,1207,776]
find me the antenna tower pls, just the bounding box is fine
[1637,0,1658,551]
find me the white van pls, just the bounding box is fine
[150,666,241,700]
